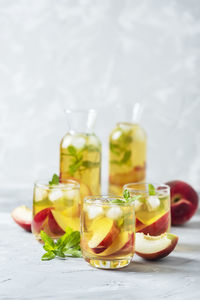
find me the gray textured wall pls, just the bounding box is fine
[0,0,200,197]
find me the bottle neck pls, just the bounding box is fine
[65,109,97,134]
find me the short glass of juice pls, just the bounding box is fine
[81,195,135,269]
[32,179,80,241]
[123,183,170,236]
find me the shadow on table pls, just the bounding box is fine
[179,220,200,229]
[118,256,195,274]
[176,242,200,253]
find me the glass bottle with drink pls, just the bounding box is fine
[60,109,101,201]
[109,103,147,195]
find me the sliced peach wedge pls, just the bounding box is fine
[88,217,120,254]
[32,207,65,235]
[32,208,51,234]
[11,205,32,232]
[135,232,178,260]
[137,211,170,236]
[51,209,80,232]
[48,210,65,235]
[100,232,133,256]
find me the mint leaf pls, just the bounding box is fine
[121,150,131,164]
[40,231,55,248]
[41,227,82,261]
[43,244,54,252]
[67,145,77,155]
[110,198,125,204]
[54,249,65,258]
[56,227,73,248]
[110,143,122,155]
[110,189,141,205]
[62,231,80,249]
[64,249,82,258]
[82,161,100,169]
[127,195,141,203]
[49,174,59,185]
[41,252,55,261]
[111,150,131,166]
[123,189,130,200]
[149,184,156,196]
[69,161,82,175]
[67,143,100,175]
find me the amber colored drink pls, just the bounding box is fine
[32,180,80,241]
[60,132,101,200]
[81,196,135,269]
[124,183,170,236]
[109,122,146,195]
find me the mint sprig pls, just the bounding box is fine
[148,184,156,196]
[40,227,82,261]
[65,145,100,176]
[111,189,140,204]
[110,130,132,166]
[49,174,59,185]
[111,150,131,166]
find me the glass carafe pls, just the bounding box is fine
[108,103,147,195]
[60,109,101,200]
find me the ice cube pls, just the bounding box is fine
[87,205,104,219]
[106,206,123,220]
[35,189,48,202]
[72,136,86,149]
[134,198,143,212]
[61,135,72,149]
[87,135,100,147]
[63,189,78,200]
[146,196,160,211]
[112,130,122,140]
[49,190,63,201]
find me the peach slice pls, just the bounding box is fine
[135,232,178,260]
[109,163,146,186]
[51,209,80,231]
[11,205,32,232]
[48,210,65,235]
[136,218,146,232]
[88,218,120,254]
[32,208,51,233]
[137,211,170,236]
[100,231,131,256]
[120,233,134,253]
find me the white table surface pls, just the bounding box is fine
[0,205,200,300]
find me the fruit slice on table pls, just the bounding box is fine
[166,180,199,225]
[137,211,170,236]
[135,232,178,260]
[51,209,80,231]
[48,210,65,235]
[32,208,51,233]
[88,218,120,254]
[11,205,32,232]
[100,231,132,256]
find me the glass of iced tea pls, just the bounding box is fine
[81,195,135,269]
[32,179,80,241]
[123,183,170,236]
